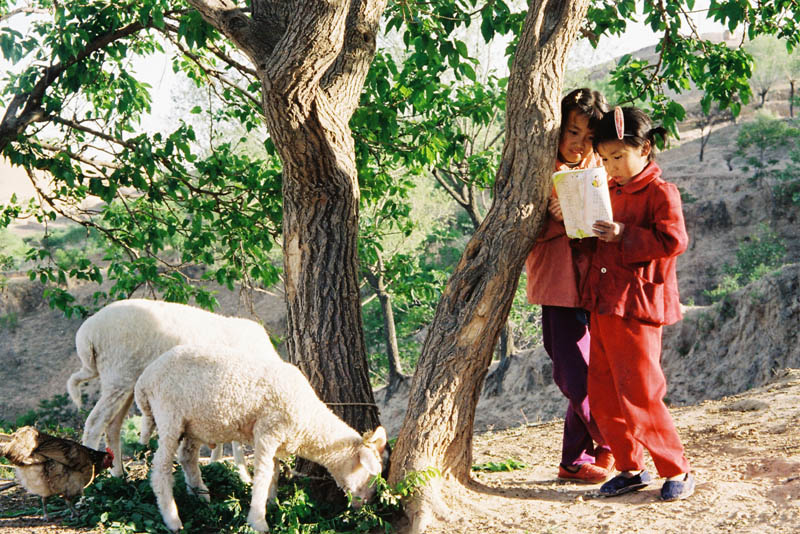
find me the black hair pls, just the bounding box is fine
[591,106,668,161]
[560,88,609,137]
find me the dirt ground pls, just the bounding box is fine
[2,369,799,534]
[428,368,800,534]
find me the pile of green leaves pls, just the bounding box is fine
[471,458,527,473]
[1,428,439,534]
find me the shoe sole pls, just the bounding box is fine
[557,476,608,484]
[600,482,650,496]
[661,486,695,501]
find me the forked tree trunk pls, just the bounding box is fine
[186,0,387,432]
[388,2,589,531]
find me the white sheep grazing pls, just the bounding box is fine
[67,298,279,479]
[134,344,387,533]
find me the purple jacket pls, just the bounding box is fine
[525,154,601,307]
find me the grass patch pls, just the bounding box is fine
[472,458,527,472]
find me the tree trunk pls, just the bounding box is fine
[365,263,409,397]
[378,284,408,394]
[497,320,515,362]
[186,0,387,432]
[388,2,589,531]
[260,2,386,433]
[699,127,709,162]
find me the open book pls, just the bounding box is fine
[551,166,613,239]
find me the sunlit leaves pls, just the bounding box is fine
[0,0,282,316]
[589,1,768,138]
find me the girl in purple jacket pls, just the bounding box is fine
[525,88,613,483]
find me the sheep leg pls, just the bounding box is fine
[81,386,132,477]
[138,413,155,446]
[209,442,222,463]
[151,430,183,532]
[267,458,280,503]
[105,392,134,477]
[247,436,280,533]
[178,438,210,503]
[231,441,252,484]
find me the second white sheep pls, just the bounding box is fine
[67,298,279,479]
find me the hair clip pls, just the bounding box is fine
[574,90,582,102]
[614,106,624,140]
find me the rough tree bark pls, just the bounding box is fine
[431,169,517,367]
[388,2,590,531]
[186,0,387,431]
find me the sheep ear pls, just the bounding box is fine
[359,446,382,474]
[363,426,387,454]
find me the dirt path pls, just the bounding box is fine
[2,370,799,533]
[430,368,800,534]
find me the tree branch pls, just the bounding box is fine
[432,167,468,208]
[0,19,148,152]
[321,0,388,118]
[0,6,48,23]
[161,28,263,110]
[185,0,274,67]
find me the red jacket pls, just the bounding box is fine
[526,154,602,307]
[579,162,687,325]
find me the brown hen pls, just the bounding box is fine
[0,426,113,520]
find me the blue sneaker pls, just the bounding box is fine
[600,470,653,496]
[661,473,695,501]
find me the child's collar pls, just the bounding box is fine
[611,161,662,193]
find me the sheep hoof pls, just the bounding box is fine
[237,467,252,484]
[165,519,183,532]
[247,516,269,532]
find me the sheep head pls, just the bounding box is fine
[336,426,387,508]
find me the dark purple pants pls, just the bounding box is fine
[542,305,610,466]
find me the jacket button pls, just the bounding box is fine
[616,189,622,195]
[600,267,607,273]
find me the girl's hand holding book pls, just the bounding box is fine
[548,195,564,222]
[592,220,625,242]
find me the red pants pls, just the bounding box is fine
[588,313,690,477]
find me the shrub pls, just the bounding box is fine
[0,312,18,331]
[704,224,787,302]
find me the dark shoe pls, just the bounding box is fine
[600,470,653,496]
[661,473,695,501]
[558,463,609,484]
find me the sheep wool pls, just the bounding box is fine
[134,344,387,534]
[67,298,278,479]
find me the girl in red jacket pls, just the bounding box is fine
[525,88,613,483]
[584,106,695,501]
